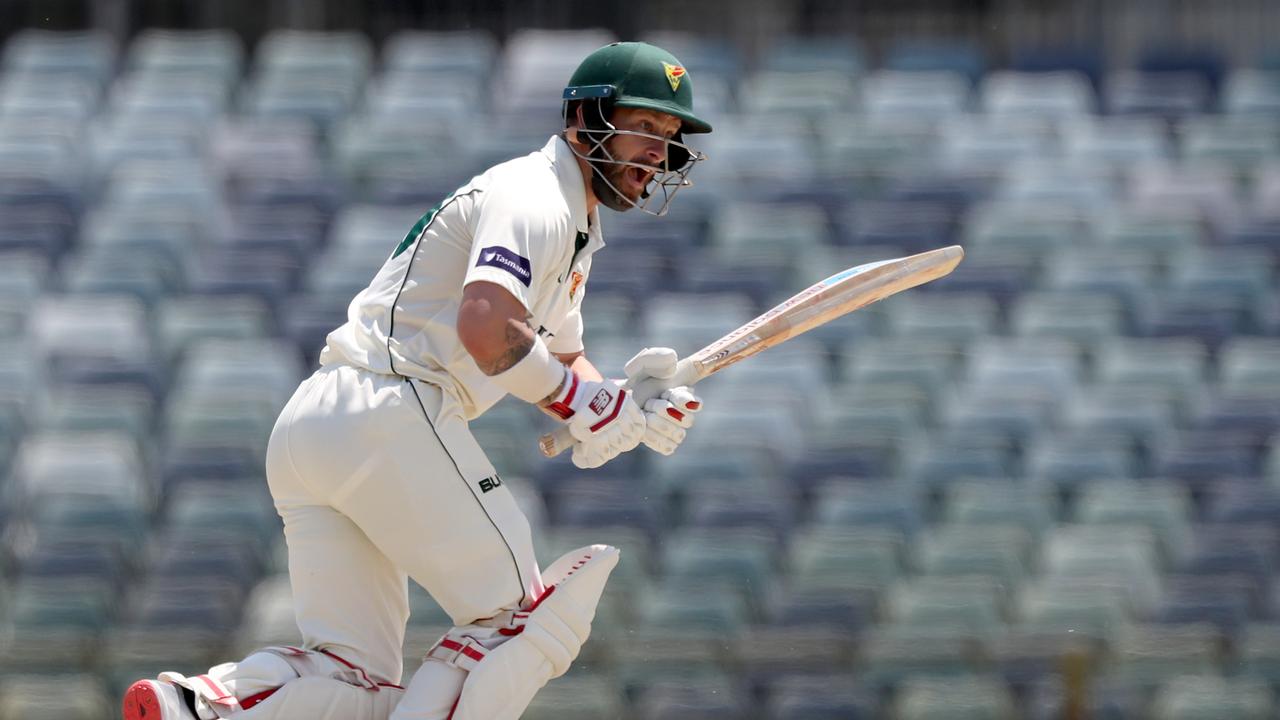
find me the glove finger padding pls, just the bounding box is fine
[623,347,679,382]
[641,386,702,456]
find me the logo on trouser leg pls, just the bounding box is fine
[478,476,503,493]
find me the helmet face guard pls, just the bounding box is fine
[561,86,707,217]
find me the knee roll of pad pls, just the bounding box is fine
[405,545,619,720]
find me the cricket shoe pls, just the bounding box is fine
[122,678,198,720]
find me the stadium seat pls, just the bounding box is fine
[0,673,108,720]
[894,675,1019,720]
[885,577,1006,635]
[859,70,971,119]
[765,673,875,719]
[1107,623,1223,688]
[523,674,625,720]
[1151,675,1273,720]
[1107,71,1211,118]
[858,626,992,693]
[944,480,1057,537]
[789,526,905,594]
[980,70,1095,117]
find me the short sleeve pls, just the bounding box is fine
[547,305,584,354]
[463,181,568,310]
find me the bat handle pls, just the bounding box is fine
[538,359,696,458]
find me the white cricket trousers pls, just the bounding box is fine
[264,363,545,686]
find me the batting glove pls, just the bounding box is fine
[624,347,703,456]
[545,371,646,469]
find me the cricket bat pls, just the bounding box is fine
[538,245,965,458]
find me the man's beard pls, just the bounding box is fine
[591,160,647,212]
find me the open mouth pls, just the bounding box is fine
[626,166,652,191]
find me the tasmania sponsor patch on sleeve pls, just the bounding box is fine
[475,246,533,287]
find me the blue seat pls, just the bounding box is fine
[1224,69,1280,114]
[1108,71,1212,118]
[1011,45,1105,91]
[1155,574,1255,634]
[857,626,991,693]
[765,674,875,719]
[884,39,985,83]
[810,481,923,536]
[550,480,663,537]
[859,70,971,119]
[1154,430,1261,487]
[1138,47,1226,96]
[980,70,1096,117]
[682,488,793,538]
[1151,675,1274,720]
[839,201,953,253]
[1063,116,1171,168]
[767,587,878,632]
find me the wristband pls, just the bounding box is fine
[488,334,569,404]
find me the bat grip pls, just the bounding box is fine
[538,358,695,458]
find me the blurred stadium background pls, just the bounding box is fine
[3,0,1280,718]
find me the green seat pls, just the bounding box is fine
[1010,291,1125,344]
[612,627,733,694]
[1097,207,1202,262]
[894,675,1018,720]
[0,673,107,720]
[661,530,776,612]
[858,626,991,691]
[916,525,1032,587]
[730,626,855,679]
[523,673,626,720]
[0,627,99,673]
[886,578,1005,635]
[964,201,1090,259]
[1180,116,1280,171]
[789,526,904,594]
[165,482,279,545]
[1042,525,1164,611]
[101,627,227,695]
[1108,624,1223,688]
[36,385,154,443]
[1015,584,1129,641]
[840,337,959,399]
[883,292,1000,344]
[944,481,1056,538]
[1096,338,1208,414]
[157,296,272,364]
[1238,623,1280,685]
[709,200,827,275]
[8,578,115,631]
[1074,482,1192,561]
[1218,338,1280,398]
[1151,675,1273,720]
[636,579,751,632]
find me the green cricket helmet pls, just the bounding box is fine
[561,41,712,215]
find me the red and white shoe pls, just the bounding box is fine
[122,679,198,720]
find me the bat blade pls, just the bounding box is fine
[538,245,964,458]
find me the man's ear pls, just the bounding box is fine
[565,104,587,145]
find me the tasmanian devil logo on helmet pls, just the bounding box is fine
[662,62,686,92]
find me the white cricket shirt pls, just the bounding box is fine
[320,135,604,419]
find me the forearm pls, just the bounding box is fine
[554,351,604,382]
[458,282,566,405]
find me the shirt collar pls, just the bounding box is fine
[542,135,605,252]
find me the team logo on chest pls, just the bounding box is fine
[569,270,585,300]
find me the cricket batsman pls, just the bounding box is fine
[123,40,712,720]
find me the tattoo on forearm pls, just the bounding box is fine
[479,318,536,375]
